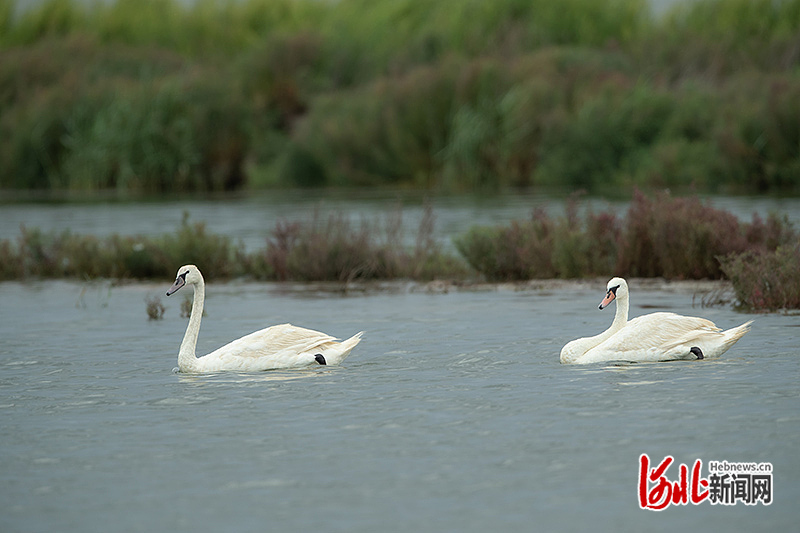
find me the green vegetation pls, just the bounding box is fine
[3,213,245,279]
[2,192,798,310]
[1,0,799,193]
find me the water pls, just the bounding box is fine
[2,279,798,532]
[3,190,800,250]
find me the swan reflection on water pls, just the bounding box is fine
[173,366,339,385]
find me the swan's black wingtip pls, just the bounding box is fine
[690,347,704,360]
[314,354,327,365]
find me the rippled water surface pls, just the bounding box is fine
[2,279,798,532]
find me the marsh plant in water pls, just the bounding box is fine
[721,244,800,311]
[145,295,166,320]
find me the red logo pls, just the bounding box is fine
[638,454,709,510]
[638,454,773,510]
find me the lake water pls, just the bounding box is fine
[3,190,800,251]
[1,278,798,532]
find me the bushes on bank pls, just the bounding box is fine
[2,192,799,309]
[721,245,800,311]
[261,206,467,281]
[0,207,466,283]
[455,191,797,282]
[4,214,243,280]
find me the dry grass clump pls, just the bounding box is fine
[456,190,798,285]
[262,205,467,282]
[721,244,800,311]
[145,295,165,320]
[616,191,748,279]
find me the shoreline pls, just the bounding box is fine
[4,276,732,295]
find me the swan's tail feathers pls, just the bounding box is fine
[715,320,753,358]
[325,331,364,365]
[340,331,364,352]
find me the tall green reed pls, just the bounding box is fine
[2,0,799,193]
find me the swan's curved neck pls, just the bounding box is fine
[178,279,205,372]
[611,291,629,332]
[560,289,631,364]
[588,291,629,346]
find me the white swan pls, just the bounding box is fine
[560,277,752,364]
[166,265,363,373]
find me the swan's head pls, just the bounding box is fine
[166,264,202,296]
[599,277,628,310]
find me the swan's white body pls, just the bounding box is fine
[167,265,362,373]
[560,277,751,364]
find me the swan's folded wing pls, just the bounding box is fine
[599,312,720,356]
[210,323,338,359]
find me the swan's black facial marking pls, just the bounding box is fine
[598,284,620,310]
[166,271,188,296]
[690,347,704,360]
[314,354,327,365]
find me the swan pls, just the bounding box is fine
[166,265,363,373]
[560,277,752,364]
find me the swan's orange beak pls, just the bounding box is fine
[166,276,185,296]
[598,289,616,310]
